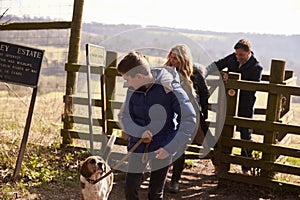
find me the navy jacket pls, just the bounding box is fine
[119,67,196,156]
[212,52,263,117]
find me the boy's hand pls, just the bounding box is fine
[142,130,152,143]
[155,148,169,159]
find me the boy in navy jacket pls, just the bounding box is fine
[117,51,196,200]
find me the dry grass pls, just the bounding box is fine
[0,90,64,146]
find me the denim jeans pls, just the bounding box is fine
[171,153,185,183]
[125,154,171,200]
[239,127,252,170]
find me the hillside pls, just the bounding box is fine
[82,22,300,74]
[1,15,300,84]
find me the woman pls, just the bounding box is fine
[164,44,209,193]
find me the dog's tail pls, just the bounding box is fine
[102,130,117,161]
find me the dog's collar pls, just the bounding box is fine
[86,170,113,185]
[87,178,100,184]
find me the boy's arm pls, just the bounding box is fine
[163,85,197,155]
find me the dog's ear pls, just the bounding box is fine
[80,160,92,178]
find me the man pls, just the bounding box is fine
[207,39,263,173]
[117,51,196,199]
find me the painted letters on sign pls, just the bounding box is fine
[0,41,44,87]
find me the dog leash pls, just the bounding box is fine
[141,143,150,164]
[87,137,147,185]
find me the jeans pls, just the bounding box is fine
[125,154,171,200]
[239,127,252,170]
[171,153,185,183]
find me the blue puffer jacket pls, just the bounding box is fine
[119,67,196,156]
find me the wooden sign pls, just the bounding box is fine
[86,44,105,66]
[0,41,44,87]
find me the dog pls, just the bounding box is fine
[80,155,113,200]
[80,131,117,200]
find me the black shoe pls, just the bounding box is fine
[169,182,179,193]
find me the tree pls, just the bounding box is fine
[0,8,9,24]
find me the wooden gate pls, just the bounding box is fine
[61,49,300,193]
[215,59,300,192]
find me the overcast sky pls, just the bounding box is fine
[1,0,300,35]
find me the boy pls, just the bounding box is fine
[117,51,196,200]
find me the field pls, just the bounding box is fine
[0,89,299,199]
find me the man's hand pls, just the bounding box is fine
[221,71,228,83]
[154,148,169,159]
[142,130,152,143]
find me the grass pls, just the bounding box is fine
[0,139,90,199]
[0,90,84,199]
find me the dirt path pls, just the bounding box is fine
[23,158,298,200]
[109,159,217,200]
[108,159,297,200]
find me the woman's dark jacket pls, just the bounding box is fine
[191,64,209,120]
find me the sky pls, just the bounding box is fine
[1,0,300,35]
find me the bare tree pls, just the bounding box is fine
[0,8,10,24]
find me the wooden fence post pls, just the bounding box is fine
[62,0,84,145]
[263,59,286,177]
[105,51,118,135]
[216,73,240,174]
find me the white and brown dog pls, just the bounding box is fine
[80,156,113,200]
[80,132,117,200]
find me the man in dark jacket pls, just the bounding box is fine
[207,39,263,172]
[117,51,196,200]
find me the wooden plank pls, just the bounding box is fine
[61,129,107,142]
[219,172,300,193]
[254,108,266,115]
[105,52,118,135]
[270,84,300,96]
[109,100,123,109]
[0,21,71,30]
[105,66,119,77]
[261,74,270,81]
[225,116,300,136]
[62,115,104,126]
[220,154,300,176]
[65,63,105,74]
[226,79,300,96]
[222,137,300,158]
[107,120,121,129]
[284,70,294,80]
[63,95,103,107]
[226,79,269,92]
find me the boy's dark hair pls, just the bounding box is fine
[117,51,150,77]
[234,39,251,52]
